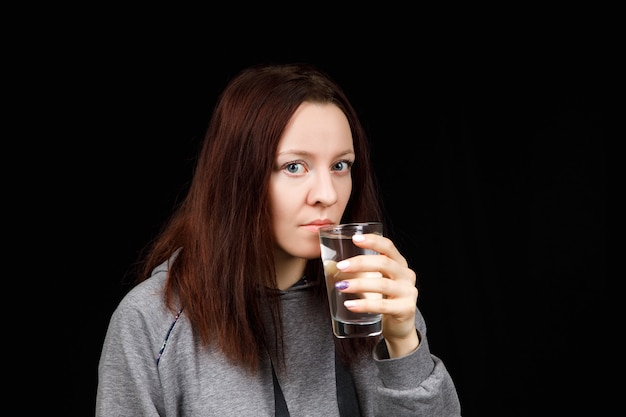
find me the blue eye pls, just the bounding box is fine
[284,161,306,174]
[332,160,353,172]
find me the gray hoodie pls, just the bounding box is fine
[96,260,461,416]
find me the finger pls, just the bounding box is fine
[351,233,408,267]
[337,254,416,287]
[335,275,417,303]
[341,288,417,316]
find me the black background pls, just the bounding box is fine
[46,21,611,416]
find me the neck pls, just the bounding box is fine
[274,254,307,290]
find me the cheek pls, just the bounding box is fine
[269,183,295,220]
[336,179,352,209]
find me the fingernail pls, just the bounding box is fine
[335,281,349,290]
[352,234,365,242]
[336,260,350,270]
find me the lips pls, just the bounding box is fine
[302,220,335,233]
[306,219,335,227]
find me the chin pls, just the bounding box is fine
[279,240,321,260]
[289,248,321,260]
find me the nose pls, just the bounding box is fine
[307,170,338,206]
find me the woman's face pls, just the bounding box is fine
[270,101,354,261]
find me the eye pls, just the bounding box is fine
[282,160,308,175]
[331,160,353,173]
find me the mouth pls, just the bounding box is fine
[302,220,335,233]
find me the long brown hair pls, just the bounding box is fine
[136,63,384,371]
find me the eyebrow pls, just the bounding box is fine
[276,149,355,158]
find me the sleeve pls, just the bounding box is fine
[372,308,462,417]
[95,294,165,417]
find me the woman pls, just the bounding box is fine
[96,63,461,416]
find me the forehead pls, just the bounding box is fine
[277,102,353,152]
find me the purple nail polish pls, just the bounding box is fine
[335,281,349,290]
